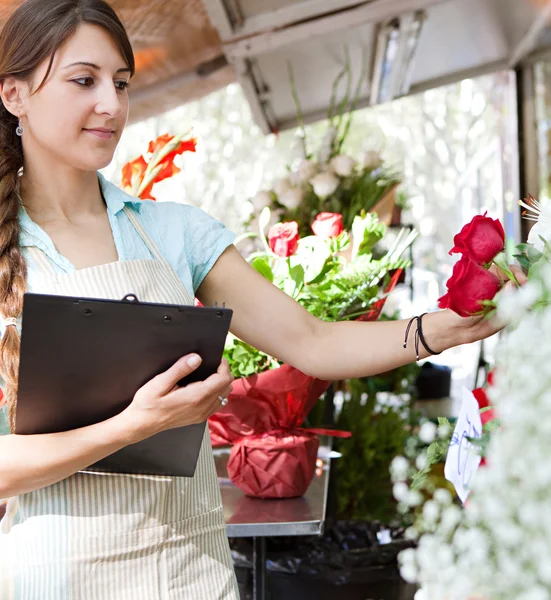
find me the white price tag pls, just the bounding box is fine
[444,387,483,503]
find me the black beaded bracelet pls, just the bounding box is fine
[403,313,442,361]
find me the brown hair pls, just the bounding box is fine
[0,0,135,431]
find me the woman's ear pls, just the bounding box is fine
[0,78,29,119]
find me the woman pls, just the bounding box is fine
[0,1,520,598]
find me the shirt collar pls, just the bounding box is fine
[18,172,144,249]
[97,171,144,216]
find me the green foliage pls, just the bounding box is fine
[411,417,453,491]
[223,334,279,379]
[331,361,420,523]
[333,384,411,523]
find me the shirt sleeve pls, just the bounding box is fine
[0,403,9,436]
[182,205,236,292]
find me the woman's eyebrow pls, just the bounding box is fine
[62,61,131,74]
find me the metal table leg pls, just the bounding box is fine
[252,536,266,600]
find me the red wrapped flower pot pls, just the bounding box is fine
[227,431,320,499]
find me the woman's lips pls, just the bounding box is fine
[84,128,115,140]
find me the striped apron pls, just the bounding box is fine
[0,207,238,599]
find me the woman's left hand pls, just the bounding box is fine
[451,263,528,344]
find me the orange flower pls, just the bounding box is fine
[121,155,156,200]
[121,133,197,201]
[148,134,197,164]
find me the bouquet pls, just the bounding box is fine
[249,61,405,237]
[224,209,417,379]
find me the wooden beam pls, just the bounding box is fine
[229,0,368,40]
[222,0,451,61]
[508,0,551,67]
[130,56,228,104]
[233,59,276,135]
[202,0,236,40]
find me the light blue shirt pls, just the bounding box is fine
[0,173,236,435]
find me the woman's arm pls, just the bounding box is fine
[0,412,134,498]
[197,246,507,380]
[0,353,234,498]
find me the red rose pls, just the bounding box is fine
[438,255,502,317]
[268,222,299,257]
[450,212,505,264]
[311,212,344,238]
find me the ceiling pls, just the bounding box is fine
[0,1,550,128]
[203,0,551,133]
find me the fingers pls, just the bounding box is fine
[205,383,235,418]
[194,358,234,398]
[509,264,528,285]
[147,354,203,396]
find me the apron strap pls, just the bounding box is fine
[122,206,195,305]
[122,206,172,267]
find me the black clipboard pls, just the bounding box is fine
[15,292,233,478]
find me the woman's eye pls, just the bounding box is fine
[72,77,94,87]
[115,81,130,92]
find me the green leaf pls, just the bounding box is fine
[251,257,274,282]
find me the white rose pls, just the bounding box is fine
[273,177,292,197]
[251,190,272,212]
[293,159,318,185]
[278,188,303,210]
[310,171,339,198]
[363,150,382,170]
[330,154,356,177]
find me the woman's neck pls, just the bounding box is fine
[19,161,105,226]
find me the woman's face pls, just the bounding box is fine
[21,23,131,171]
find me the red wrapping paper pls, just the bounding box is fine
[208,364,331,447]
[227,431,320,498]
[209,270,402,498]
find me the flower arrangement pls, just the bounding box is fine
[388,198,551,599]
[224,208,417,379]
[249,63,404,237]
[121,132,197,200]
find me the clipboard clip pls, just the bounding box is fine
[121,294,140,304]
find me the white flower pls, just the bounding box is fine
[273,177,292,197]
[251,190,272,212]
[278,188,303,210]
[393,481,409,502]
[362,150,382,170]
[390,456,409,481]
[422,500,440,524]
[419,421,437,444]
[310,171,339,198]
[415,452,428,471]
[437,422,451,438]
[520,195,551,252]
[292,159,318,185]
[433,488,452,506]
[330,154,356,177]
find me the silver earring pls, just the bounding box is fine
[15,120,23,137]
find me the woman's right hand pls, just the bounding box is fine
[122,354,234,443]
